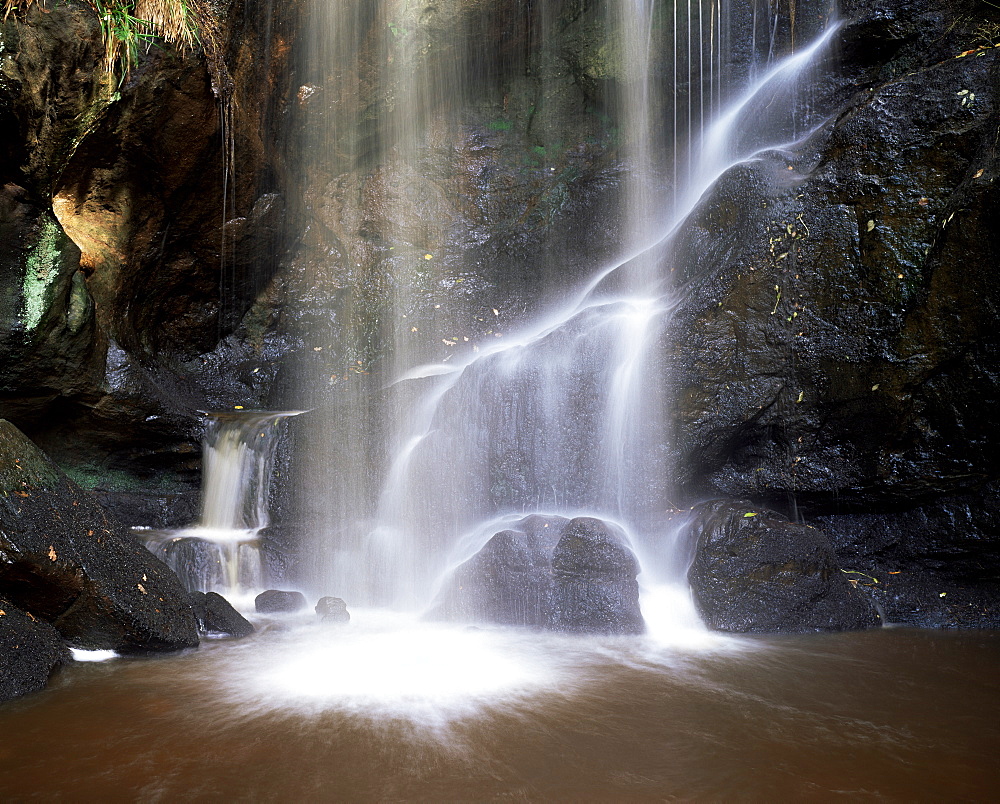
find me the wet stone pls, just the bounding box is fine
[189,591,254,638]
[255,589,307,613]
[315,596,350,624]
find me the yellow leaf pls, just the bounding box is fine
[48,546,57,562]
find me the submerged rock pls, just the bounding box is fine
[435,514,644,635]
[686,500,880,633]
[0,420,199,652]
[255,589,307,613]
[189,591,254,638]
[315,596,350,624]
[0,596,71,702]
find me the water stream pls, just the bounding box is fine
[144,410,301,604]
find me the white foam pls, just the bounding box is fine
[70,648,118,662]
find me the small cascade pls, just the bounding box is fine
[145,410,302,601]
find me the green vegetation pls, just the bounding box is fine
[3,0,203,79]
[22,216,62,332]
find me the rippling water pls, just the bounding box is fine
[1,616,997,801]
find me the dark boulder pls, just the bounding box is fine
[686,500,880,633]
[315,596,350,624]
[435,514,644,635]
[0,420,199,652]
[0,596,70,702]
[438,528,555,627]
[550,517,645,635]
[189,591,254,638]
[254,589,307,613]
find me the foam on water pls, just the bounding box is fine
[213,608,751,732]
[70,648,118,662]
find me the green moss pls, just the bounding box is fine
[21,217,63,332]
[60,464,189,492]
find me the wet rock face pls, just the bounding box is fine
[0,420,199,652]
[686,500,881,633]
[435,514,644,635]
[666,4,1000,511]
[814,484,1000,628]
[659,1,1000,624]
[0,597,71,703]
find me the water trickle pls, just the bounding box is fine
[145,410,302,601]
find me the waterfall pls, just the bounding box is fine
[295,1,839,618]
[146,410,301,600]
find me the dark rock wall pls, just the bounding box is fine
[665,0,1000,625]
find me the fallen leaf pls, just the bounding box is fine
[138,584,147,595]
[743,512,758,518]
[48,546,57,562]
[974,168,985,179]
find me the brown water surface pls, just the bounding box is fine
[0,618,997,801]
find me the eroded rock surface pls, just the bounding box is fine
[0,420,199,652]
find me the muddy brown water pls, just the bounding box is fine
[1,617,997,801]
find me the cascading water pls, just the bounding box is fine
[145,410,301,602]
[295,0,840,627]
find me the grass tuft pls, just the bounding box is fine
[3,0,205,81]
